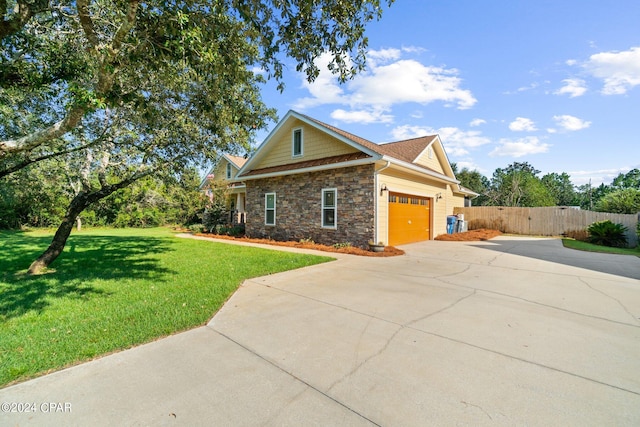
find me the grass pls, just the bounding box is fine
[562,238,640,257]
[0,227,334,387]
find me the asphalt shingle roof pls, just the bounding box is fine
[302,114,439,169]
[239,112,450,180]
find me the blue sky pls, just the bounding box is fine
[254,0,640,186]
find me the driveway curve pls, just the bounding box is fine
[2,236,639,426]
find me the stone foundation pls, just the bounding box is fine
[245,165,375,248]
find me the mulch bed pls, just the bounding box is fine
[191,228,502,256]
[193,233,405,257]
[434,229,502,241]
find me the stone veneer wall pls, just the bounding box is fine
[245,164,375,248]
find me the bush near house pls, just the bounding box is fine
[587,220,629,248]
[564,229,589,242]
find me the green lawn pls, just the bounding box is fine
[0,228,334,387]
[562,238,640,257]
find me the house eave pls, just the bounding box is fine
[380,156,460,185]
[238,157,377,181]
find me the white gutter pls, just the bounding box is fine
[374,161,391,245]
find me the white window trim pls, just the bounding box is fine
[265,192,276,226]
[321,188,337,229]
[226,163,232,179]
[292,128,303,158]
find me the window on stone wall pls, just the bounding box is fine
[265,193,276,226]
[322,188,337,229]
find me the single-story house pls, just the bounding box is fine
[233,110,476,248]
[199,154,248,225]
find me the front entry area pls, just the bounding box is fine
[388,192,431,246]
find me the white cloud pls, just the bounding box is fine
[569,166,637,186]
[517,82,539,92]
[293,53,348,109]
[391,125,490,157]
[553,115,591,131]
[330,108,393,124]
[367,48,403,68]
[390,125,433,140]
[555,78,587,97]
[584,46,640,95]
[455,160,484,172]
[469,118,486,127]
[293,50,477,124]
[348,60,477,109]
[489,136,550,158]
[566,59,578,66]
[400,46,427,55]
[509,117,537,132]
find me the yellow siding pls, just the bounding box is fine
[376,168,465,242]
[414,146,445,174]
[254,118,360,169]
[212,158,239,181]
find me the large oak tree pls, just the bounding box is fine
[1,0,394,273]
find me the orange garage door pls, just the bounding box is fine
[388,193,431,246]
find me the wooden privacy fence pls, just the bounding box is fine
[454,206,639,247]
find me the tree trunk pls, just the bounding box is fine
[28,192,91,274]
[26,168,156,275]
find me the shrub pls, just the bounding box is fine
[587,220,628,247]
[188,224,205,233]
[564,229,589,241]
[333,242,352,249]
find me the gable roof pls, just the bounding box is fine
[224,154,248,169]
[237,110,459,184]
[198,153,249,189]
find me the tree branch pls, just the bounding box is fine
[0,0,47,39]
[76,0,99,47]
[0,142,94,179]
[0,0,140,156]
[0,105,87,155]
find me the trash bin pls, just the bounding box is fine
[455,219,467,233]
[446,215,457,234]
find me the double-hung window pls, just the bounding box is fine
[265,193,276,226]
[226,163,232,179]
[292,128,303,157]
[322,189,337,229]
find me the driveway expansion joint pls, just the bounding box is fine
[412,328,640,398]
[207,325,382,427]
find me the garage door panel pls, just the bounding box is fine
[388,193,430,246]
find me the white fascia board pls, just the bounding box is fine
[198,165,215,189]
[235,110,298,178]
[228,183,246,194]
[221,154,241,171]
[239,157,376,181]
[455,185,480,197]
[381,156,460,185]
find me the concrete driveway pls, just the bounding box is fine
[2,236,639,426]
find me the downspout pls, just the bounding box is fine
[374,161,391,245]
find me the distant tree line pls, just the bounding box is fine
[3,160,637,231]
[0,160,207,229]
[453,162,640,214]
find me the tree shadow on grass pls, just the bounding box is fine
[0,232,176,320]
